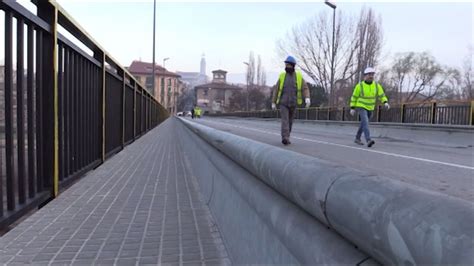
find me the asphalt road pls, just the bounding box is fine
[189,117,474,202]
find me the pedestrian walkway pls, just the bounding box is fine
[0,119,230,265]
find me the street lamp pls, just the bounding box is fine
[163,57,170,69]
[243,62,249,111]
[151,0,156,96]
[325,0,336,106]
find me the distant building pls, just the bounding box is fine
[128,60,181,114]
[176,54,208,90]
[194,69,241,114]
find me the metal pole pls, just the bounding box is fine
[331,7,335,107]
[152,0,156,97]
[243,62,249,111]
[325,1,336,107]
[247,79,249,111]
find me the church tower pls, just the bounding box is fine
[200,53,206,76]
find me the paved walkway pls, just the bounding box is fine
[0,119,230,265]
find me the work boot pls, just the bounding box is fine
[367,140,375,147]
[354,139,363,145]
[282,139,290,145]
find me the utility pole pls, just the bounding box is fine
[243,62,250,111]
[151,0,156,96]
[325,0,336,106]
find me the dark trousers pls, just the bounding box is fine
[280,105,296,140]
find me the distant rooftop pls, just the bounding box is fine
[128,60,180,77]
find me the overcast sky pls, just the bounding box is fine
[4,1,474,84]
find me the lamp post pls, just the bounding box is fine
[243,62,249,111]
[325,0,336,106]
[163,57,170,69]
[151,0,156,96]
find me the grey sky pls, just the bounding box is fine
[2,1,473,84]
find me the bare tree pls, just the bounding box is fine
[256,55,262,86]
[382,52,416,104]
[228,90,246,112]
[249,88,266,110]
[461,48,473,100]
[276,7,383,106]
[354,8,384,82]
[436,67,462,100]
[247,52,256,86]
[255,55,267,86]
[260,68,266,86]
[379,52,461,103]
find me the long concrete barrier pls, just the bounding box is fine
[175,119,372,265]
[179,118,474,265]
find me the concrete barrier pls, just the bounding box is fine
[179,118,474,265]
[175,119,371,265]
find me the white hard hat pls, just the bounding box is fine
[364,67,376,74]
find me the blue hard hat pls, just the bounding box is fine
[284,56,296,65]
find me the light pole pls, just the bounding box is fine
[163,57,170,69]
[151,0,156,96]
[325,0,336,106]
[243,62,249,111]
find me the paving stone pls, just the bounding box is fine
[0,120,229,264]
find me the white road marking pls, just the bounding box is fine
[200,119,474,171]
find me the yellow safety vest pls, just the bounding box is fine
[350,81,388,111]
[276,71,303,105]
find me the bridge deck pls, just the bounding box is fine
[0,120,230,265]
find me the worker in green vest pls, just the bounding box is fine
[350,67,390,147]
[271,56,311,145]
[194,106,202,118]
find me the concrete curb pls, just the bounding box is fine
[175,119,370,264]
[179,118,474,265]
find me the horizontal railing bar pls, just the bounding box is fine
[105,69,124,82]
[0,1,51,33]
[58,33,101,67]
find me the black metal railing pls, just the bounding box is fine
[0,1,168,230]
[212,101,474,126]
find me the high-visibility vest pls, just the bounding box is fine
[276,71,303,105]
[350,81,388,111]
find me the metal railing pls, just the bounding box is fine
[212,101,474,126]
[0,1,168,230]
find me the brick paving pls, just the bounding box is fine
[0,119,230,265]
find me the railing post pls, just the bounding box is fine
[16,17,26,204]
[99,53,106,162]
[401,103,406,123]
[470,100,473,126]
[141,88,145,134]
[37,2,59,197]
[4,10,15,212]
[377,105,382,122]
[430,101,437,124]
[342,107,345,121]
[122,71,126,148]
[133,82,137,139]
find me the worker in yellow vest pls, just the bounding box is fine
[194,106,202,118]
[271,56,310,145]
[350,67,390,147]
